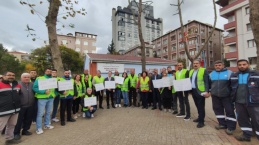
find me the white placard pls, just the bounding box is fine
[94,83,105,91]
[105,81,115,89]
[97,63,124,73]
[58,80,73,91]
[84,97,97,106]
[173,78,192,91]
[38,78,57,90]
[114,76,124,84]
[162,77,173,87]
[152,79,163,88]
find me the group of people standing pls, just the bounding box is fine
[0,58,258,145]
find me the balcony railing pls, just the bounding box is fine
[225,51,238,59]
[224,36,237,44]
[220,0,246,12]
[224,21,236,30]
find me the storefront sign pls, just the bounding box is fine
[97,63,124,73]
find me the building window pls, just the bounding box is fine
[92,42,96,46]
[118,31,125,36]
[84,41,88,46]
[163,39,168,45]
[118,12,125,17]
[118,21,125,26]
[75,48,80,52]
[171,35,176,41]
[76,39,80,45]
[128,33,131,37]
[118,36,125,41]
[61,40,67,45]
[93,35,96,39]
[245,7,250,15]
[247,39,256,48]
[247,23,252,31]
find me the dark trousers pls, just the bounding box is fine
[212,96,236,130]
[51,95,60,119]
[106,90,114,107]
[235,103,259,139]
[60,99,73,122]
[178,91,190,117]
[140,92,149,108]
[129,87,137,106]
[96,91,103,108]
[13,106,33,135]
[32,98,38,122]
[148,92,153,106]
[163,97,172,109]
[192,89,205,124]
[72,97,81,114]
[172,93,177,111]
[152,89,161,109]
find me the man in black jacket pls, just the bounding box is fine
[104,71,115,109]
[209,60,236,135]
[150,69,162,110]
[14,73,35,140]
[0,71,21,145]
[230,59,259,142]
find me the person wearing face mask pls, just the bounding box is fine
[33,68,56,135]
[230,59,259,142]
[0,71,21,145]
[58,70,77,126]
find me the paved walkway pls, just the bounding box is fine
[1,97,258,145]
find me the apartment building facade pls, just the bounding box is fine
[123,42,154,57]
[57,32,97,55]
[216,0,256,71]
[8,51,30,62]
[112,1,163,53]
[152,20,223,70]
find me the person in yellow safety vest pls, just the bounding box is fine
[175,62,191,121]
[92,70,105,109]
[58,70,77,126]
[159,72,172,112]
[121,72,130,107]
[114,70,122,107]
[32,68,55,135]
[189,59,210,128]
[81,69,92,86]
[137,71,151,109]
[72,74,84,119]
[81,88,97,118]
[83,75,92,93]
[128,69,138,107]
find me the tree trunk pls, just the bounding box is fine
[138,0,146,72]
[249,0,259,70]
[45,0,64,76]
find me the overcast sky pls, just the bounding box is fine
[0,0,227,54]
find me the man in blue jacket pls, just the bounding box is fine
[230,59,259,142]
[209,60,236,135]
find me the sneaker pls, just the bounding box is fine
[235,134,251,142]
[215,125,227,130]
[36,129,44,135]
[225,129,233,135]
[44,125,54,130]
[164,109,167,112]
[91,114,94,118]
[77,114,81,117]
[32,121,36,124]
[74,115,78,119]
[176,113,186,117]
[184,116,191,121]
[168,109,172,113]
[172,111,178,114]
[118,104,121,108]
[5,138,21,144]
[52,118,59,122]
[82,113,86,118]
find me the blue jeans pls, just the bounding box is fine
[122,91,129,105]
[51,95,60,119]
[115,89,121,104]
[85,106,97,118]
[36,98,54,129]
